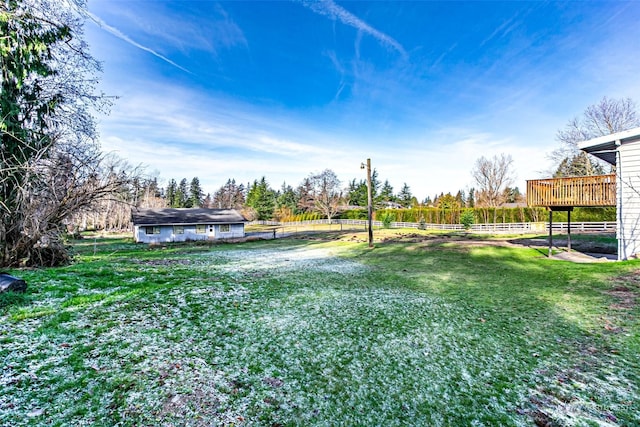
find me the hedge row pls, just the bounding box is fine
[280,212,323,222]
[341,207,616,224]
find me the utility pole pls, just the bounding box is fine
[361,158,373,247]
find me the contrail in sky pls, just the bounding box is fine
[83,9,193,75]
[301,0,407,58]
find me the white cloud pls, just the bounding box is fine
[100,85,332,157]
[96,82,350,192]
[105,2,247,56]
[83,10,192,74]
[301,0,407,58]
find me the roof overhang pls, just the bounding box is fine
[131,208,248,226]
[578,126,640,165]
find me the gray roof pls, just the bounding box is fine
[132,208,247,226]
[578,126,640,165]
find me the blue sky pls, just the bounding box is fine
[84,0,640,200]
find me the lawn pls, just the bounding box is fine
[1,231,639,426]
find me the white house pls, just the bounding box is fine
[578,126,640,260]
[132,208,247,244]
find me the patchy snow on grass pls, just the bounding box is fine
[244,287,535,425]
[1,280,253,426]
[198,245,368,276]
[2,240,639,426]
[525,355,639,426]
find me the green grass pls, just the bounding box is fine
[1,232,639,426]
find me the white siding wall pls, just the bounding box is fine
[618,141,640,259]
[216,223,245,239]
[134,223,245,244]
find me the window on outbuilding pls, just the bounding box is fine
[145,226,160,235]
[173,225,184,234]
[219,224,230,233]
[196,224,207,234]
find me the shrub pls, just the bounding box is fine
[460,210,475,230]
[380,212,395,229]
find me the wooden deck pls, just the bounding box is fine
[526,174,616,207]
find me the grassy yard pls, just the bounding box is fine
[1,231,639,426]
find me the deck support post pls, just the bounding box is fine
[548,210,553,257]
[547,206,573,257]
[567,210,571,252]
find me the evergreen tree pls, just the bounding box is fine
[502,187,523,204]
[246,177,276,220]
[235,183,246,208]
[398,183,413,207]
[176,178,189,207]
[277,182,298,212]
[553,152,606,177]
[370,169,380,200]
[377,180,395,206]
[467,188,475,208]
[189,177,204,207]
[347,178,368,207]
[166,179,178,207]
[348,169,380,207]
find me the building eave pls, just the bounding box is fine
[578,126,640,165]
[134,221,245,227]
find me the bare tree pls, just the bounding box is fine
[308,169,343,221]
[69,153,149,234]
[0,0,118,266]
[8,142,139,266]
[472,154,514,207]
[551,97,640,175]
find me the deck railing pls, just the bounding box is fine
[526,174,616,207]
